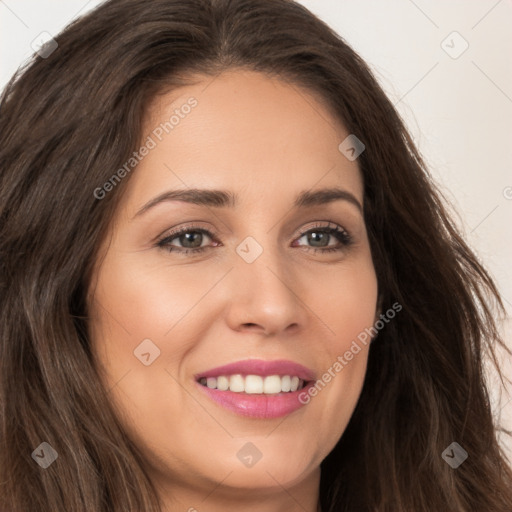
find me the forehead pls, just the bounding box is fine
[123,70,363,213]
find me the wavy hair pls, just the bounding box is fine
[1,0,511,510]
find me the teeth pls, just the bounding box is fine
[263,375,282,394]
[217,375,229,391]
[229,374,244,392]
[281,375,291,392]
[245,375,263,394]
[199,374,306,394]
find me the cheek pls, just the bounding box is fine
[90,249,213,349]
[315,255,378,350]
[87,248,231,413]
[87,253,203,442]
[94,257,189,332]
[299,256,377,437]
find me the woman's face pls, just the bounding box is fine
[88,70,378,504]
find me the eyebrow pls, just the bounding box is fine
[133,186,362,218]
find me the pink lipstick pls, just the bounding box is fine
[195,359,315,419]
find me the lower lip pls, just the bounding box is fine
[197,381,313,419]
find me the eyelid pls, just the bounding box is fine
[293,220,348,239]
[155,222,219,242]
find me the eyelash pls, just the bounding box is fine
[156,222,353,255]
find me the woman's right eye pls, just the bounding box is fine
[157,227,216,254]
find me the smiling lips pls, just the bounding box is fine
[195,359,315,419]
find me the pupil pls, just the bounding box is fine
[308,231,328,247]
[180,232,202,248]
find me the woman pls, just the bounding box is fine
[1,0,511,510]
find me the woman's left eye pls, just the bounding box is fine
[293,224,352,253]
[156,223,352,255]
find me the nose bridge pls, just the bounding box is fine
[234,230,287,285]
[227,231,303,334]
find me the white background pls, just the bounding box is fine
[1,0,511,454]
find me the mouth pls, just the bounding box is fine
[195,359,315,419]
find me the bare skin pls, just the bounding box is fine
[88,69,379,512]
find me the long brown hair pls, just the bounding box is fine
[1,0,511,510]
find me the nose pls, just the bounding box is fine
[223,243,307,337]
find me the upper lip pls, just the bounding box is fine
[195,359,316,381]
